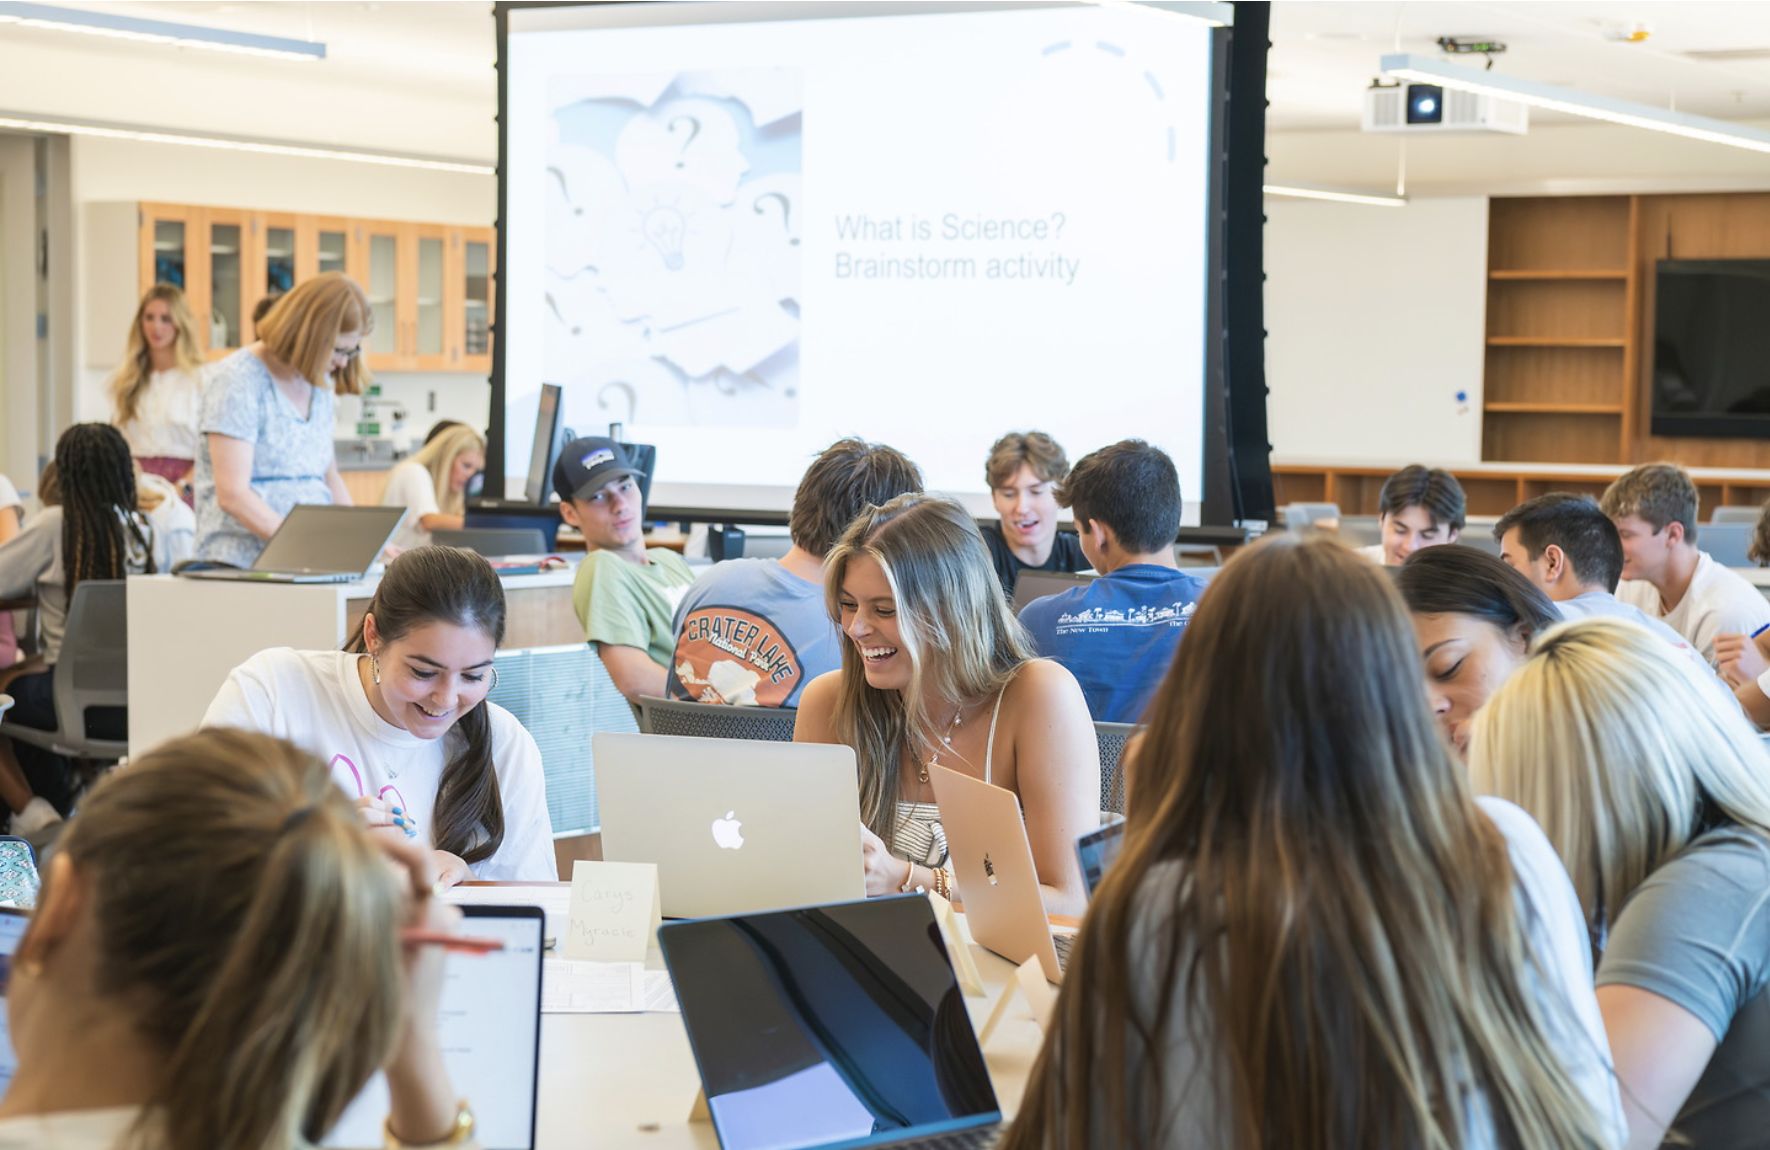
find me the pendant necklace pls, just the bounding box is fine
[920,705,966,783]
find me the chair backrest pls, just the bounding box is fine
[433,527,548,556]
[53,580,129,751]
[638,695,799,742]
[490,643,639,835]
[1338,514,1383,546]
[1095,720,1137,813]
[1698,521,1755,568]
[1710,505,1762,526]
[1283,502,1342,531]
[1457,533,1504,558]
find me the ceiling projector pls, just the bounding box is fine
[1363,81,1529,135]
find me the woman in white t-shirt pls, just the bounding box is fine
[380,424,485,552]
[1003,535,1623,1150]
[107,284,207,503]
[204,546,556,885]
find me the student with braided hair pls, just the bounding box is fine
[0,424,173,831]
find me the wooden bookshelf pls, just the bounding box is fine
[1482,196,1638,464]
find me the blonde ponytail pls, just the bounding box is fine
[62,728,405,1150]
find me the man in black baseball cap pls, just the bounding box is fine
[555,436,694,704]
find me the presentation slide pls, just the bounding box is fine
[504,2,1215,507]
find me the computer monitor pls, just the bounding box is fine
[522,383,565,506]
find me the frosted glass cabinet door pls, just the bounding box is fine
[153,220,186,289]
[465,239,491,357]
[416,235,444,357]
[209,221,243,352]
[318,229,347,276]
[367,232,399,356]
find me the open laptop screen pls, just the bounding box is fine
[323,905,545,1150]
[661,896,1000,1150]
[252,505,408,575]
[1009,569,1095,614]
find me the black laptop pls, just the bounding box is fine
[660,895,1003,1150]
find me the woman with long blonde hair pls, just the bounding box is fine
[794,493,1096,914]
[1005,534,1623,1150]
[1471,617,1770,1150]
[108,284,206,501]
[0,727,470,1149]
[194,272,368,567]
[380,424,486,552]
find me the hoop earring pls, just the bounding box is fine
[371,654,381,686]
[489,667,499,691]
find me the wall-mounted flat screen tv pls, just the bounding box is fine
[1653,258,1770,439]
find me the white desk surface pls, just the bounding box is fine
[531,913,1045,1149]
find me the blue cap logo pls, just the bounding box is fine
[580,448,615,470]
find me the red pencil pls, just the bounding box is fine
[401,929,505,954]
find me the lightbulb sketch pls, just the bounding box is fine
[639,200,690,271]
[536,68,803,433]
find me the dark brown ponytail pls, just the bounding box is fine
[346,546,508,864]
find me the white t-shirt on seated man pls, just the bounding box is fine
[1494,492,1728,692]
[1601,464,1770,667]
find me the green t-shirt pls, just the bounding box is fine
[572,547,696,668]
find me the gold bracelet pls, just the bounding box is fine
[384,1099,474,1149]
[933,866,951,900]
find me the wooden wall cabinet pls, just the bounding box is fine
[129,203,493,374]
[1482,196,1637,465]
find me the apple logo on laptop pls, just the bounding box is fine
[983,853,998,886]
[711,811,745,850]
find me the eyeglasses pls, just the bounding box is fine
[333,345,363,362]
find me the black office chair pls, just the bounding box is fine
[638,696,798,742]
[1095,721,1138,813]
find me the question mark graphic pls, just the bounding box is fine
[667,116,701,168]
[753,192,799,245]
[1051,211,1066,240]
[544,293,581,336]
[546,167,583,216]
[598,381,637,424]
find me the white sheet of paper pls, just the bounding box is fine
[542,959,645,1013]
[565,860,662,962]
[441,883,572,947]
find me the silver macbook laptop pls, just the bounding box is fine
[324,905,545,1150]
[928,764,1066,982]
[181,505,406,583]
[1010,569,1095,613]
[594,732,866,919]
[660,895,1003,1150]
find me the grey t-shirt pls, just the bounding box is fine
[193,349,336,567]
[1598,825,1770,1150]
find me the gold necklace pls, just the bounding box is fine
[919,705,966,784]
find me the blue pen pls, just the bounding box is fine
[1753,623,1770,639]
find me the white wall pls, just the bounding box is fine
[1264,196,1488,466]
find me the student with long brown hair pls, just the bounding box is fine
[194,272,366,567]
[0,727,472,1149]
[1005,534,1623,1150]
[108,283,207,500]
[204,546,556,885]
[794,493,1097,915]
